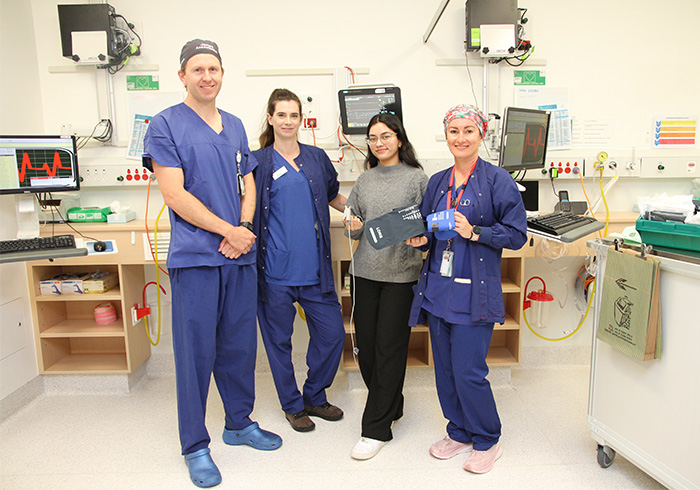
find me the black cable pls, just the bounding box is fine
[518,7,528,24]
[78,120,112,149]
[464,51,480,106]
[113,13,142,48]
[77,122,101,150]
[550,177,558,197]
[504,56,527,67]
[340,132,367,160]
[43,193,101,242]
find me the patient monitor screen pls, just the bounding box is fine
[0,135,79,195]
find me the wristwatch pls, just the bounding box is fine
[240,221,254,232]
[471,225,482,240]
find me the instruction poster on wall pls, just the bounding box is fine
[514,87,571,149]
[651,115,697,148]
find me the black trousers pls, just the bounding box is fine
[350,275,415,441]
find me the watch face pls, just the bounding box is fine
[473,225,481,235]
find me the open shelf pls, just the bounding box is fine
[27,237,151,374]
[42,353,129,373]
[39,318,125,337]
[35,289,123,302]
[331,231,526,371]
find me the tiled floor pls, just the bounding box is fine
[0,363,665,489]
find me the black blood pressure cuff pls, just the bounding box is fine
[364,204,426,250]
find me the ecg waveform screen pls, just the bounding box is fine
[0,136,79,195]
[16,149,74,186]
[498,108,551,172]
[521,123,547,164]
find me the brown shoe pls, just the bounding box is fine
[304,402,344,421]
[285,411,315,432]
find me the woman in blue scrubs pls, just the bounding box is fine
[253,89,347,433]
[407,105,527,474]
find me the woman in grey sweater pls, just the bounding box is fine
[344,113,428,460]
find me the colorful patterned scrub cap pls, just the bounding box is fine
[443,104,488,136]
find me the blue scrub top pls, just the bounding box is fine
[143,103,257,269]
[423,184,477,324]
[265,150,320,286]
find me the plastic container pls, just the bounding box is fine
[525,289,554,329]
[636,217,700,253]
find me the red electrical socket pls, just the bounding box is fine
[304,118,317,129]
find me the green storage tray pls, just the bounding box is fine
[636,217,700,252]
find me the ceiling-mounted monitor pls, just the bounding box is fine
[338,86,402,135]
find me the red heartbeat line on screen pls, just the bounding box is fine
[17,151,71,183]
[523,126,546,158]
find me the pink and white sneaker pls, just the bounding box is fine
[463,444,503,474]
[429,435,473,460]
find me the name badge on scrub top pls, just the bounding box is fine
[440,249,454,277]
[273,166,288,180]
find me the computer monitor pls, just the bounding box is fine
[498,107,550,172]
[338,86,403,135]
[0,135,80,195]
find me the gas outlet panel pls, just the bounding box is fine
[583,155,641,178]
[640,156,699,178]
[80,163,154,187]
[534,158,585,179]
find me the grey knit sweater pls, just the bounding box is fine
[345,163,428,283]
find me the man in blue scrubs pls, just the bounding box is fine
[143,40,281,488]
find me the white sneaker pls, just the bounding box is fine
[351,437,387,460]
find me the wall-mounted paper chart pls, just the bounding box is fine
[652,116,697,148]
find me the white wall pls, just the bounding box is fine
[2,0,699,395]
[0,0,45,399]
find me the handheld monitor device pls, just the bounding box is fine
[338,86,402,135]
[498,107,550,173]
[0,135,80,195]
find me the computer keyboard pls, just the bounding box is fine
[0,234,77,254]
[527,212,605,242]
[0,234,89,264]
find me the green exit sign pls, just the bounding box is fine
[514,70,545,86]
[127,75,159,91]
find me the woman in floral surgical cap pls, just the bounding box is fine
[406,104,527,474]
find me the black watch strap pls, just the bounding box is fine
[240,221,254,232]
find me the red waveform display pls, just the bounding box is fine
[17,150,73,183]
[522,123,547,164]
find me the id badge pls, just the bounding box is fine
[235,150,246,196]
[237,172,246,196]
[440,249,454,277]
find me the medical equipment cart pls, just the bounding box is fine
[587,239,700,490]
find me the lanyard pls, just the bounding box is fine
[446,164,474,210]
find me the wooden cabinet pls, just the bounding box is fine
[330,222,526,370]
[27,222,158,374]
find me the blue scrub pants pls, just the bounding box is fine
[170,264,257,456]
[257,284,345,414]
[426,312,501,451]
